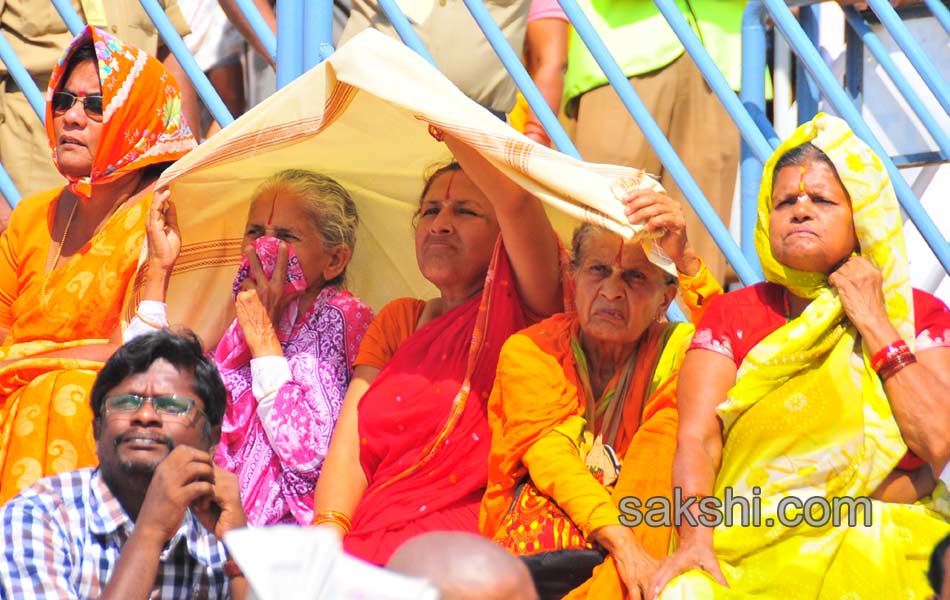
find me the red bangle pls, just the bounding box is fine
[878,352,917,381]
[871,340,910,372]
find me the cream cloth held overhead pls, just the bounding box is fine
[661,113,950,599]
[127,29,671,349]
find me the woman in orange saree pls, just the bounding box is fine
[312,133,566,565]
[0,26,196,503]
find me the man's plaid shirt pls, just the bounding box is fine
[0,468,230,599]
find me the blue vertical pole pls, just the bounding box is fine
[277,0,305,88]
[557,0,760,286]
[303,0,334,67]
[653,0,774,163]
[740,2,767,270]
[796,5,820,124]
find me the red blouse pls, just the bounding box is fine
[690,282,950,471]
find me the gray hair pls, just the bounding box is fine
[252,169,358,287]
[570,223,676,286]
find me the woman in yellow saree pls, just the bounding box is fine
[0,26,196,503]
[651,113,950,599]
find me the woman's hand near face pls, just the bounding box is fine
[235,288,282,358]
[143,188,179,301]
[623,190,701,276]
[235,241,295,357]
[827,256,890,336]
[243,241,294,326]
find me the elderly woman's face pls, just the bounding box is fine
[415,170,500,294]
[52,59,103,178]
[244,188,339,289]
[573,232,675,347]
[770,160,858,274]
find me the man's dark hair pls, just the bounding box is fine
[90,330,226,427]
[929,534,950,595]
[60,43,98,88]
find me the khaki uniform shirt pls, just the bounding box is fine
[339,0,529,114]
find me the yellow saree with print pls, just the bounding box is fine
[661,114,950,599]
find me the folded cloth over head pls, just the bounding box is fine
[143,29,672,348]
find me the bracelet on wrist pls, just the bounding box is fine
[870,339,910,372]
[134,308,164,331]
[312,510,352,533]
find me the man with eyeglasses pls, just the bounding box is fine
[0,329,249,600]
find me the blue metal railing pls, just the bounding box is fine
[758,0,950,275]
[841,6,950,158]
[866,0,950,114]
[5,0,949,289]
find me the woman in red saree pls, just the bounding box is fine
[0,26,196,502]
[312,134,565,565]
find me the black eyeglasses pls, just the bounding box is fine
[103,394,205,419]
[51,91,104,121]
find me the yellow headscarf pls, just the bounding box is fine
[709,114,921,542]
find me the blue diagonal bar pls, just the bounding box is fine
[234,0,278,64]
[0,162,22,206]
[139,0,234,127]
[764,0,950,276]
[376,0,437,67]
[923,0,950,35]
[50,0,86,36]
[0,34,45,121]
[843,7,950,158]
[653,0,775,163]
[460,0,580,156]
[866,0,950,113]
[556,0,761,286]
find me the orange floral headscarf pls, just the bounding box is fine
[45,26,197,199]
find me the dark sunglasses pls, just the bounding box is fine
[103,393,205,419]
[51,91,104,121]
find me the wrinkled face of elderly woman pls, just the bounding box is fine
[573,229,677,347]
[415,169,501,295]
[770,159,858,274]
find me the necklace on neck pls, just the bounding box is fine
[42,196,80,296]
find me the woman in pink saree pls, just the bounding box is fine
[139,169,372,525]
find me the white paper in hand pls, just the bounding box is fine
[225,525,440,600]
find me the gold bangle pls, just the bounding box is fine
[312,510,352,533]
[134,308,164,330]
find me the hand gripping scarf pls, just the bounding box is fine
[45,26,197,199]
[660,114,950,599]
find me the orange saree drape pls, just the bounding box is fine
[482,314,687,598]
[0,25,195,503]
[0,191,151,502]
